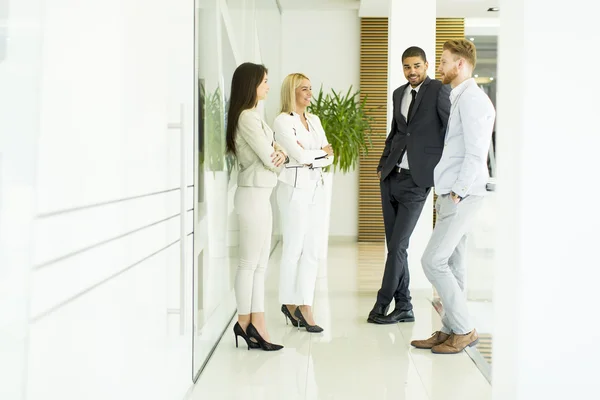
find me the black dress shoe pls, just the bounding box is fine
[372,309,415,324]
[367,303,390,323]
[246,323,283,351]
[294,307,324,333]
[281,305,303,328]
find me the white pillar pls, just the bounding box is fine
[494,1,599,398]
[387,0,436,292]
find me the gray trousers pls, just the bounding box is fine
[422,194,483,335]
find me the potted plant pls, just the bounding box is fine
[307,86,375,258]
[308,86,374,172]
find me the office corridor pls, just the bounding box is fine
[189,242,491,400]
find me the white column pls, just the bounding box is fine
[387,0,436,292]
[494,0,599,398]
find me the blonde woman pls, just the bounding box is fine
[226,62,287,351]
[274,73,334,333]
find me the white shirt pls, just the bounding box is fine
[273,112,334,189]
[397,81,423,169]
[449,77,472,104]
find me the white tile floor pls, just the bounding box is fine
[189,242,491,400]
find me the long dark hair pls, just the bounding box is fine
[226,62,268,155]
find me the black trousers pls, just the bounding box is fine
[376,168,430,310]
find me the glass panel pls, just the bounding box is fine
[465,34,497,304]
[464,34,497,369]
[192,0,281,380]
[255,0,282,251]
[194,0,232,380]
[470,35,497,178]
[255,0,282,125]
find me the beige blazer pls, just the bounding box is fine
[235,108,285,188]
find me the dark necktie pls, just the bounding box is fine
[407,89,417,124]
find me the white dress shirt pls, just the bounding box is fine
[273,112,334,189]
[397,81,423,170]
[434,78,496,197]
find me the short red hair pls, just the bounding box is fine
[443,39,477,68]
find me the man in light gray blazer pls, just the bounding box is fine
[410,39,495,354]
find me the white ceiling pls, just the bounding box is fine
[436,0,498,18]
[277,0,499,18]
[277,0,360,11]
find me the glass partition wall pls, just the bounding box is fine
[466,34,497,305]
[462,32,498,378]
[192,0,282,381]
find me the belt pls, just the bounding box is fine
[285,164,322,170]
[396,167,411,175]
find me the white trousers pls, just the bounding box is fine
[277,181,325,306]
[234,186,273,315]
[422,194,483,334]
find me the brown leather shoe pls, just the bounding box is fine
[431,329,479,354]
[410,331,451,349]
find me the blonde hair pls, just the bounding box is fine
[443,39,477,68]
[280,73,310,114]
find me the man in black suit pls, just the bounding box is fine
[368,46,451,324]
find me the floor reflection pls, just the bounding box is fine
[191,242,491,399]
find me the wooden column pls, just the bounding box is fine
[357,18,464,237]
[358,18,388,242]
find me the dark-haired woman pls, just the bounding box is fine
[226,62,287,351]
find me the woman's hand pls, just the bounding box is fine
[272,151,287,167]
[322,144,334,156]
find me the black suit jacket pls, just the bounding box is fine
[377,76,451,187]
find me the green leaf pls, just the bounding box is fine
[307,86,376,174]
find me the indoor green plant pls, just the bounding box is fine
[199,83,237,180]
[307,85,375,172]
[199,83,225,172]
[307,85,375,257]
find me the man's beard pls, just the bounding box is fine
[442,67,459,85]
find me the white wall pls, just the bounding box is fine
[281,10,360,238]
[3,0,196,399]
[493,0,599,397]
[0,0,40,397]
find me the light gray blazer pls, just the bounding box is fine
[235,109,285,188]
[434,78,496,197]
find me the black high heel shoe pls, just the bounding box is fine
[281,305,303,328]
[233,322,260,350]
[294,307,324,333]
[246,323,283,351]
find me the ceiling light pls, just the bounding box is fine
[488,7,499,12]
[474,74,479,78]
[490,77,494,81]
[470,37,475,41]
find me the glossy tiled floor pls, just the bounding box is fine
[189,242,491,400]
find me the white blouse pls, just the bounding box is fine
[273,112,334,189]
